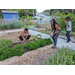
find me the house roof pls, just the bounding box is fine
[1,10,18,14]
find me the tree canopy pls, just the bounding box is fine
[0,9,37,19]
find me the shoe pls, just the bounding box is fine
[51,46,56,49]
[67,40,71,43]
[51,46,54,48]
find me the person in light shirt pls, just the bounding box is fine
[65,17,72,43]
[19,28,31,41]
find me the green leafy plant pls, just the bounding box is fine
[53,11,75,32]
[23,43,27,48]
[0,47,12,61]
[0,43,25,61]
[27,38,52,50]
[35,34,42,41]
[38,40,46,47]
[71,32,75,35]
[0,22,23,30]
[44,38,53,45]
[27,41,40,50]
[0,39,13,48]
[45,48,75,65]
[12,44,25,56]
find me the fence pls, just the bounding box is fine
[0,19,4,24]
[0,19,19,24]
[31,20,51,25]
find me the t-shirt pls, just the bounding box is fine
[66,21,72,31]
[51,24,61,30]
[20,30,27,36]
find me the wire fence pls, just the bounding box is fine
[0,19,19,24]
[0,19,51,25]
[31,20,51,25]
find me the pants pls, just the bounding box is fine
[19,35,31,41]
[66,31,71,41]
[52,29,61,46]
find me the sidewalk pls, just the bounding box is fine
[0,29,75,50]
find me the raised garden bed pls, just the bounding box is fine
[0,38,53,61]
[12,38,42,52]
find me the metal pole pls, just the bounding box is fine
[33,9,34,17]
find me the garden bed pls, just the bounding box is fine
[0,36,53,61]
[2,28,21,31]
[0,44,59,65]
[0,33,35,43]
[12,38,42,52]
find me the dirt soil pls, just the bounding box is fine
[40,25,51,29]
[0,33,35,43]
[12,38,42,52]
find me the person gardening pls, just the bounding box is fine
[19,28,31,41]
[50,19,61,49]
[65,17,72,43]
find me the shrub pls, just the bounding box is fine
[0,22,23,30]
[0,39,13,48]
[45,48,75,65]
[12,44,25,56]
[44,38,53,45]
[0,47,12,61]
[27,38,52,50]
[23,43,27,48]
[54,11,75,32]
[37,40,46,47]
[0,43,25,61]
[27,41,40,50]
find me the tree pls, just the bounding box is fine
[18,9,37,17]
[26,15,32,25]
[50,9,75,15]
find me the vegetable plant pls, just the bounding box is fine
[27,38,52,50]
[23,43,27,48]
[35,34,42,41]
[27,41,40,50]
[0,43,25,61]
[0,39,13,48]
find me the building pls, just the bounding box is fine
[32,12,52,24]
[2,10,19,24]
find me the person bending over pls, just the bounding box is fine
[19,28,31,41]
[50,19,61,49]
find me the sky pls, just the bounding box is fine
[37,9,50,13]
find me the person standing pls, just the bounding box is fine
[50,19,61,49]
[65,17,72,43]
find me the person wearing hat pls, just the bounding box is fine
[19,28,31,41]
